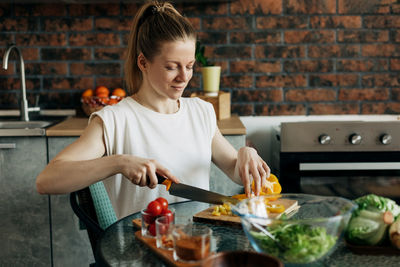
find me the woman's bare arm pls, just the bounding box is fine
[211,128,270,197]
[36,116,179,195]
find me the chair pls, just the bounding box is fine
[70,182,118,265]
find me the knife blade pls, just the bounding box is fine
[154,173,239,205]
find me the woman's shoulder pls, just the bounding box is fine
[181,96,213,110]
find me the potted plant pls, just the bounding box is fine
[195,41,221,96]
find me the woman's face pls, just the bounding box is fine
[141,39,196,100]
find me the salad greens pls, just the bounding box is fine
[345,194,400,246]
[251,223,337,264]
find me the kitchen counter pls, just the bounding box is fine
[46,115,246,136]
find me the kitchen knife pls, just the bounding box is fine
[154,173,239,205]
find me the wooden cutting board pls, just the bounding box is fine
[192,198,299,227]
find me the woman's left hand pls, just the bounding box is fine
[236,147,270,197]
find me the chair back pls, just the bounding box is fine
[70,181,117,260]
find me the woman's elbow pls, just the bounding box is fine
[36,173,49,195]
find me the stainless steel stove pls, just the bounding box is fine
[276,120,400,202]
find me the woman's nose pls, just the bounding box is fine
[176,68,190,82]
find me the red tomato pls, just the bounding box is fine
[161,209,174,224]
[155,197,168,212]
[147,200,162,216]
[142,210,156,224]
[148,222,156,236]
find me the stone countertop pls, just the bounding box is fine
[46,115,246,136]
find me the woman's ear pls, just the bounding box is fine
[137,53,147,72]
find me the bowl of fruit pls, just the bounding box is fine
[81,86,127,116]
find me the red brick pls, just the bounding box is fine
[187,17,201,31]
[1,77,40,90]
[22,48,39,60]
[203,17,251,30]
[231,0,282,15]
[337,30,389,43]
[197,32,227,44]
[286,89,336,102]
[0,3,12,17]
[207,46,251,59]
[309,103,359,114]
[69,4,120,16]
[310,16,362,28]
[255,104,307,115]
[121,3,139,16]
[230,32,280,44]
[69,33,120,46]
[256,75,307,87]
[391,88,400,100]
[25,63,68,75]
[390,59,400,70]
[393,30,400,42]
[338,0,389,14]
[41,48,91,60]
[0,18,37,31]
[393,3,400,13]
[187,76,200,89]
[230,60,281,73]
[255,45,306,58]
[0,34,14,47]
[337,59,381,72]
[180,3,228,16]
[43,18,93,32]
[283,60,333,72]
[286,0,336,14]
[0,92,18,107]
[95,48,127,60]
[231,103,254,116]
[361,103,400,114]
[44,77,93,90]
[308,44,360,58]
[221,75,253,88]
[363,44,400,57]
[95,18,131,31]
[70,63,121,76]
[364,15,400,28]
[362,74,400,87]
[16,34,67,46]
[232,89,282,102]
[257,16,307,29]
[285,30,335,44]
[0,64,14,75]
[339,88,389,101]
[15,4,67,16]
[95,77,124,90]
[309,74,359,87]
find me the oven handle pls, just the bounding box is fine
[299,162,400,171]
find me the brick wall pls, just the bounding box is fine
[1,0,400,115]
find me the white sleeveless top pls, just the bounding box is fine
[91,97,216,219]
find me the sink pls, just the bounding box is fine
[0,120,56,136]
[0,121,53,129]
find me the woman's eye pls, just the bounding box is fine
[166,66,176,70]
[186,65,194,70]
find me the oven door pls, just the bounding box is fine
[280,151,400,201]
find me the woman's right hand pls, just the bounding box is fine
[119,155,179,189]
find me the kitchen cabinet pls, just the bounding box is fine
[0,137,50,266]
[47,137,94,267]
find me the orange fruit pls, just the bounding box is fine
[96,93,109,99]
[108,98,119,105]
[95,86,110,97]
[82,89,94,98]
[112,88,126,97]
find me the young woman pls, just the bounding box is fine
[36,1,270,219]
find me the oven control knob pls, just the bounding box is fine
[380,134,392,145]
[319,134,331,145]
[349,134,362,145]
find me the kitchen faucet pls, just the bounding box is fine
[2,44,40,121]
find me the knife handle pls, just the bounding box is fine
[156,173,172,191]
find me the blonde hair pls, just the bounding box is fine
[124,1,196,94]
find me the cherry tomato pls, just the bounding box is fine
[147,200,162,216]
[155,197,168,212]
[161,209,174,224]
[156,223,168,236]
[148,222,156,236]
[142,210,156,224]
